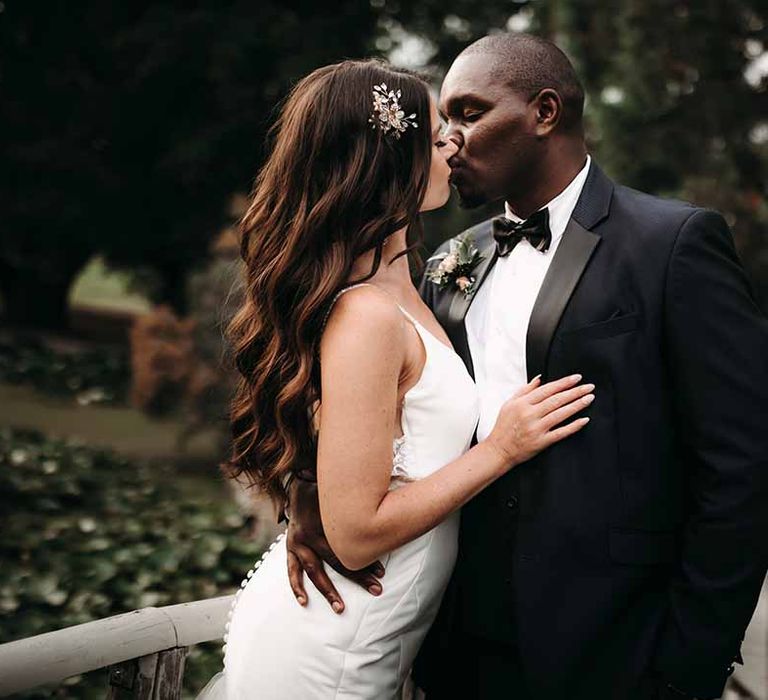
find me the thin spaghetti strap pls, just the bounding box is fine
[334,284,454,354]
[324,281,418,329]
[332,282,376,304]
[364,286,419,327]
[320,282,377,333]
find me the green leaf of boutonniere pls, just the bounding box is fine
[426,233,484,298]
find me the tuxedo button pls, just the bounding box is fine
[506,496,519,511]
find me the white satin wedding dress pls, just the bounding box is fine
[197,283,479,699]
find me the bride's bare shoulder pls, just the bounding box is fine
[320,285,407,360]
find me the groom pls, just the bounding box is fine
[283,33,768,700]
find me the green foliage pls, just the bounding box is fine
[536,0,768,307]
[0,2,381,324]
[411,1,768,308]
[0,339,130,405]
[0,0,529,327]
[2,1,765,316]
[0,427,262,698]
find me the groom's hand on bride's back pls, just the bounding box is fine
[285,473,385,614]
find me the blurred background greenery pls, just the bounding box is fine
[1,0,766,697]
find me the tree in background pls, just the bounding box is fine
[366,0,768,310]
[536,0,768,307]
[0,2,380,328]
[2,1,765,329]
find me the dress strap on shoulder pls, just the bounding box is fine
[331,282,376,304]
[321,283,374,330]
[321,281,418,336]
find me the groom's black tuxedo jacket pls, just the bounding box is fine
[413,162,768,699]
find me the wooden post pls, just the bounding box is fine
[153,648,187,700]
[107,648,186,700]
[107,654,158,699]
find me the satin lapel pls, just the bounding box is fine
[526,218,601,381]
[439,240,499,380]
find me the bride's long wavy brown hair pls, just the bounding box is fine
[224,59,433,515]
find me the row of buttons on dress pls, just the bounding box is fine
[221,531,287,664]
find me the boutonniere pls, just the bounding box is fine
[426,232,485,298]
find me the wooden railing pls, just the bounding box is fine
[0,582,765,699]
[0,595,232,698]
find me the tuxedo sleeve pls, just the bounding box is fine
[655,209,768,697]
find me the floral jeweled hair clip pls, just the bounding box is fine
[368,83,418,139]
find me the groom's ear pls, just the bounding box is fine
[532,88,563,137]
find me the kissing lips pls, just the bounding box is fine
[448,158,472,184]
[448,167,467,186]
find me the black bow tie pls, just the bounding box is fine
[492,208,552,257]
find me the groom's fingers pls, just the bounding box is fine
[291,543,346,614]
[326,557,384,597]
[287,549,308,606]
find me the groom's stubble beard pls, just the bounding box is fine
[451,152,541,211]
[449,124,546,212]
[453,183,490,210]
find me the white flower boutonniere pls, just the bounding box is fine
[426,232,485,298]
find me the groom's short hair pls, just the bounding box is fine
[461,33,585,132]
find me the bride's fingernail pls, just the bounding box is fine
[369,584,382,595]
[297,595,306,605]
[332,601,344,613]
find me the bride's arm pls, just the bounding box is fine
[318,290,591,571]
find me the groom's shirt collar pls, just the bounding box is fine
[466,155,592,443]
[503,154,592,249]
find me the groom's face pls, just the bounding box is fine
[439,53,541,208]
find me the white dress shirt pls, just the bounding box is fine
[466,155,591,442]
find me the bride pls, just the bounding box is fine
[198,59,592,699]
